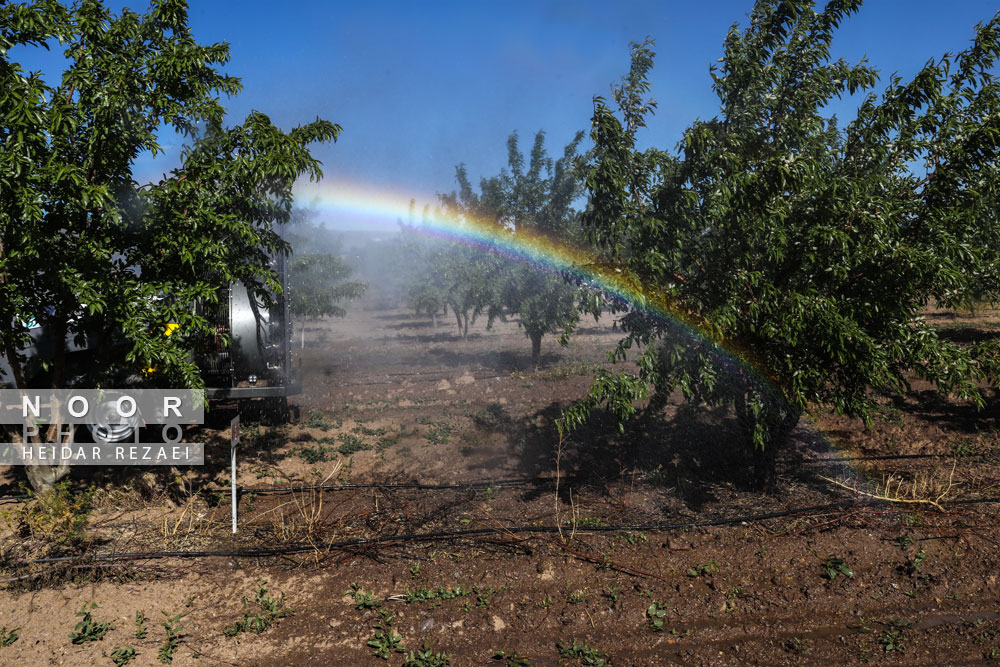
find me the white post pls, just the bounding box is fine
[230,415,240,534]
[301,326,305,349]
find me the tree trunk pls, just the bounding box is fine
[24,390,73,493]
[25,317,73,493]
[431,311,438,329]
[735,387,800,492]
[530,332,543,368]
[26,458,71,493]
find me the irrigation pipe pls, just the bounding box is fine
[15,495,1000,565]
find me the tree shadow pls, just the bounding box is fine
[886,386,1000,434]
[934,326,1000,344]
[385,321,434,331]
[392,332,479,344]
[507,400,850,513]
[420,347,564,373]
[373,313,420,322]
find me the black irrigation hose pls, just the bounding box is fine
[26,495,1000,565]
[790,453,1000,464]
[217,477,546,495]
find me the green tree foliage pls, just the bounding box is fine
[0,0,339,489]
[564,1,1000,487]
[284,213,367,319]
[400,206,501,340]
[289,254,367,319]
[440,130,586,365]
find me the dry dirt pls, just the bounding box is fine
[1,302,1000,665]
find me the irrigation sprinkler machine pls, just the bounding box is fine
[0,258,301,516]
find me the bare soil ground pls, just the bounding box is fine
[1,302,1000,665]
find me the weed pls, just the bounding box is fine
[596,557,616,571]
[69,602,114,644]
[535,360,603,381]
[410,562,421,578]
[556,639,607,665]
[686,560,719,578]
[403,586,469,604]
[493,649,531,665]
[402,641,451,666]
[8,482,94,556]
[336,433,370,455]
[602,585,621,604]
[623,531,646,545]
[0,626,18,647]
[472,403,511,430]
[537,595,553,609]
[158,611,182,663]
[566,589,588,605]
[134,612,147,639]
[892,534,913,550]
[224,582,293,636]
[821,556,854,580]
[905,547,928,575]
[786,637,810,654]
[304,410,333,430]
[353,424,389,437]
[107,646,138,665]
[877,618,913,653]
[184,593,195,608]
[951,438,977,458]
[347,582,380,609]
[880,628,903,653]
[403,586,468,605]
[423,420,453,445]
[368,623,405,660]
[293,444,334,464]
[475,585,496,608]
[875,404,904,426]
[647,601,668,632]
[243,423,287,449]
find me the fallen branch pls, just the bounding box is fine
[819,461,956,511]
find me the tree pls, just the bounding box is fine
[400,211,502,340]
[564,1,1000,488]
[440,130,586,365]
[0,0,339,490]
[288,254,367,319]
[284,214,368,319]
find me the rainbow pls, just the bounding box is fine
[297,181,768,386]
[296,180,857,478]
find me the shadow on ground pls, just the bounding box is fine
[484,400,850,514]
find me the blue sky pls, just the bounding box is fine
[12,1,1000,228]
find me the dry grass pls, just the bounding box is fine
[256,460,344,557]
[820,461,957,511]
